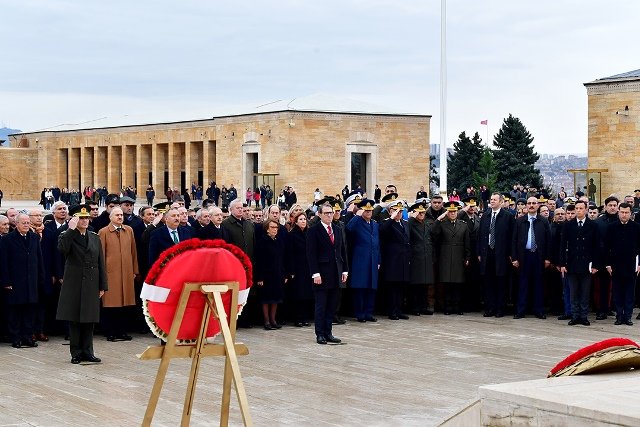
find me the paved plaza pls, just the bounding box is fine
[1,310,639,426]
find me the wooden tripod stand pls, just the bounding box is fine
[138,281,252,426]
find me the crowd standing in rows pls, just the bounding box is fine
[1,182,640,363]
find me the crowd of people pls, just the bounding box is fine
[1,181,640,362]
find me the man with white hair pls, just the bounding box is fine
[0,215,9,236]
[97,207,139,341]
[222,199,255,261]
[0,213,45,348]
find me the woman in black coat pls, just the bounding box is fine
[286,212,313,327]
[255,219,288,330]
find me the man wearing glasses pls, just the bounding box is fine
[511,197,551,319]
[306,203,348,344]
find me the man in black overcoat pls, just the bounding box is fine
[478,192,515,317]
[306,202,348,344]
[559,200,600,326]
[0,213,45,348]
[379,199,411,320]
[604,203,640,325]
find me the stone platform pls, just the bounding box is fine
[1,311,639,426]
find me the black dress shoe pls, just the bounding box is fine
[557,314,571,320]
[106,335,116,342]
[263,323,274,330]
[302,322,310,327]
[365,316,378,322]
[595,314,607,320]
[11,342,21,349]
[410,311,421,316]
[388,315,399,320]
[614,319,623,325]
[483,311,495,317]
[357,318,366,323]
[535,314,546,320]
[294,322,304,327]
[118,334,133,341]
[84,355,102,363]
[71,356,82,364]
[636,313,640,320]
[443,311,451,315]
[316,336,327,345]
[457,312,464,315]
[581,319,591,326]
[326,335,342,344]
[568,319,579,326]
[270,323,282,329]
[625,320,634,326]
[398,314,409,320]
[332,318,346,325]
[22,340,38,348]
[513,314,525,319]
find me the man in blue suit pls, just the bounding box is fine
[345,199,380,323]
[306,202,348,344]
[148,207,195,266]
[511,196,552,319]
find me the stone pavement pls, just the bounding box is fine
[0,312,638,426]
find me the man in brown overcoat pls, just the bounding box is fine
[98,207,139,341]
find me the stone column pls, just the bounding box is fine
[68,147,80,191]
[185,141,192,192]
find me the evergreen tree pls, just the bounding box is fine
[472,148,498,192]
[447,131,484,192]
[429,154,440,193]
[492,114,543,191]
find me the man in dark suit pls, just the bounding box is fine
[559,200,600,326]
[306,202,348,344]
[0,213,45,348]
[604,203,640,325]
[198,206,229,241]
[478,192,515,317]
[459,197,481,311]
[511,197,552,319]
[148,207,195,266]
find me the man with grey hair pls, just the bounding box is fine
[98,207,139,341]
[0,214,9,236]
[0,213,45,348]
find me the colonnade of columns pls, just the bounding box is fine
[57,141,216,198]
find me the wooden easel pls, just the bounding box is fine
[138,281,253,427]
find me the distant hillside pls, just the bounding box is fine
[0,127,21,146]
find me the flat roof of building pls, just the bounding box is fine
[584,68,640,86]
[11,94,430,136]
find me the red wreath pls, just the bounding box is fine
[143,239,252,342]
[548,337,640,377]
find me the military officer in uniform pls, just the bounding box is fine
[408,201,436,315]
[56,204,107,364]
[379,199,411,320]
[432,202,470,315]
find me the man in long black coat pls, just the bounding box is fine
[56,204,108,363]
[408,202,435,315]
[0,213,45,348]
[478,192,515,317]
[380,200,411,320]
[559,200,600,326]
[604,203,640,325]
[306,202,348,344]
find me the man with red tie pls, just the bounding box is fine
[306,202,348,344]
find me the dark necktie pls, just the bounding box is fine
[489,212,496,249]
[578,220,583,227]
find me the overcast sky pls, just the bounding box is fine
[1,0,638,154]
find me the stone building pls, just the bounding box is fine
[584,69,640,200]
[2,107,430,204]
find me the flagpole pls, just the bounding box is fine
[438,0,447,199]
